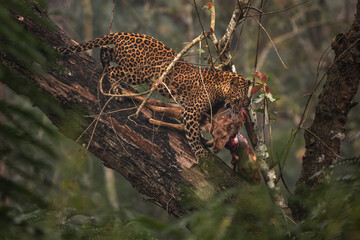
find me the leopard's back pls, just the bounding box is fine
[59,33,198,96]
[110,33,200,101]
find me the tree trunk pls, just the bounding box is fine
[291,0,360,221]
[0,3,246,217]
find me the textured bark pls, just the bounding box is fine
[214,0,248,71]
[1,3,246,217]
[292,1,360,221]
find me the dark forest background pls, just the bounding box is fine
[0,0,359,239]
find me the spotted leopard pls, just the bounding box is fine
[58,32,250,159]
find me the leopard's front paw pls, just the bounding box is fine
[112,85,125,102]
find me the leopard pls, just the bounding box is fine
[57,32,250,160]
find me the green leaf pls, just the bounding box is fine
[254,108,264,113]
[265,92,276,102]
[196,48,205,53]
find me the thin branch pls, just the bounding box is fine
[86,96,114,152]
[249,13,288,69]
[301,127,344,159]
[85,106,138,117]
[247,0,311,16]
[257,20,336,70]
[253,2,263,81]
[199,65,213,127]
[109,0,115,33]
[260,0,311,16]
[132,85,156,117]
[193,0,215,68]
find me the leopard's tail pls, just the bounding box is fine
[57,33,121,54]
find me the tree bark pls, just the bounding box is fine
[0,3,246,217]
[291,0,360,221]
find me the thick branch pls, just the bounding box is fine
[2,3,246,217]
[292,0,360,221]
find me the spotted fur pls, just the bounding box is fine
[58,32,250,158]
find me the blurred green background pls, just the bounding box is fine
[1,0,359,239]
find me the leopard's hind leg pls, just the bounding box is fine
[100,48,131,99]
[100,46,115,69]
[104,65,151,102]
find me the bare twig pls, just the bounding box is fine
[257,20,335,69]
[86,96,114,152]
[249,13,288,69]
[253,1,262,78]
[247,0,311,17]
[109,0,115,33]
[193,0,214,67]
[260,0,311,16]
[199,65,213,126]
[301,127,344,159]
[132,85,156,117]
[86,106,138,117]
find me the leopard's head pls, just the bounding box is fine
[225,75,250,113]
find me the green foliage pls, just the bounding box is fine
[131,187,290,240]
[0,1,63,238]
[184,187,287,240]
[0,0,63,118]
[294,159,360,240]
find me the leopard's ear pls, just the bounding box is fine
[230,77,240,87]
